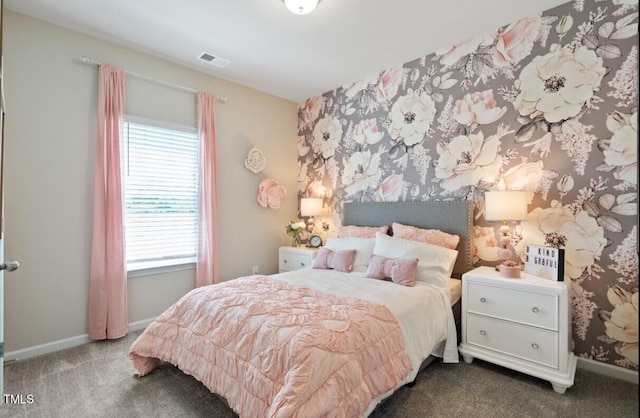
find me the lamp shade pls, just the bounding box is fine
[484,190,528,221]
[300,198,323,216]
[283,0,319,14]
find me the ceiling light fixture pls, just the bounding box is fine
[283,0,320,15]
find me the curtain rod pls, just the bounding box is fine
[76,56,228,104]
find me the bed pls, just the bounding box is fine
[342,201,473,348]
[129,201,473,417]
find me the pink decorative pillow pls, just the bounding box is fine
[338,225,389,238]
[312,247,357,272]
[373,232,458,287]
[366,254,419,287]
[391,222,460,250]
[325,237,375,273]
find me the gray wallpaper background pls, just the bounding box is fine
[296,0,638,370]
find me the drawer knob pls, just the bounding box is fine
[301,262,306,266]
[480,330,487,336]
[284,260,288,263]
[531,343,539,350]
[480,297,487,303]
[531,307,539,313]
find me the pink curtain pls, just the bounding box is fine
[88,64,128,340]
[196,92,220,287]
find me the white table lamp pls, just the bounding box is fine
[484,190,528,274]
[300,198,323,233]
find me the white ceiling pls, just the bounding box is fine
[5,0,569,103]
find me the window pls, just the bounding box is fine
[121,116,199,272]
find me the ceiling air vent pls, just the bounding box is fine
[198,52,230,68]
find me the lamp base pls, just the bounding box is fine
[306,218,315,233]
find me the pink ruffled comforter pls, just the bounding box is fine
[129,275,412,417]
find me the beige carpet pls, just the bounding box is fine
[3,331,638,417]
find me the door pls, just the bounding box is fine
[0,76,18,403]
[0,107,20,402]
[0,253,19,403]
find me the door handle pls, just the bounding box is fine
[0,260,19,271]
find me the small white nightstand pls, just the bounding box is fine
[278,246,319,273]
[458,266,577,394]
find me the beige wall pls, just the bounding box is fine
[2,10,298,352]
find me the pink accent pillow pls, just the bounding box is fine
[338,225,389,238]
[391,222,460,250]
[366,255,419,287]
[312,247,357,272]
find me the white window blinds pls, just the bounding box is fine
[122,117,199,271]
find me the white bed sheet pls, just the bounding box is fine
[273,268,459,415]
[448,278,462,305]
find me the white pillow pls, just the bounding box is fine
[325,237,375,273]
[372,232,458,288]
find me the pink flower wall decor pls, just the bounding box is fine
[257,178,287,209]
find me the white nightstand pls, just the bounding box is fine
[278,246,319,273]
[458,266,577,394]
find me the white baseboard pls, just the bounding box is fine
[4,318,156,363]
[576,357,639,384]
[4,334,92,363]
[128,318,156,333]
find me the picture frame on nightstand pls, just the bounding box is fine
[524,244,565,281]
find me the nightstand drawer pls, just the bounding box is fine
[467,313,559,369]
[279,251,313,271]
[467,282,558,330]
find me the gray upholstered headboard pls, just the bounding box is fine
[343,201,473,279]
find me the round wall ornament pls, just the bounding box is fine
[257,178,286,209]
[245,148,266,173]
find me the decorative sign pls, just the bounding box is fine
[524,245,565,281]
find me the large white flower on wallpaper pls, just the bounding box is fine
[378,173,404,202]
[435,32,495,66]
[501,159,558,201]
[342,150,382,196]
[501,160,544,196]
[600,286,638,365]
[300,96,325,127]
[434,128,509,191]
[472,225,500,263]
[453,89,507,126]
[513,202,607,280]
[514,46,606,123]
[343,74,377,99]
[353,119,384,146]
[306,180,328,199]
[603,111,637,186]
[376,67,405,103]
[492,15,542,67]
[312,116,343,159]
[388,91,436,146]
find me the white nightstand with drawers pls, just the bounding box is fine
[278,246,319,273]
[458,266,577,394]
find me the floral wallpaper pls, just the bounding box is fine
[296,0,638,371]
